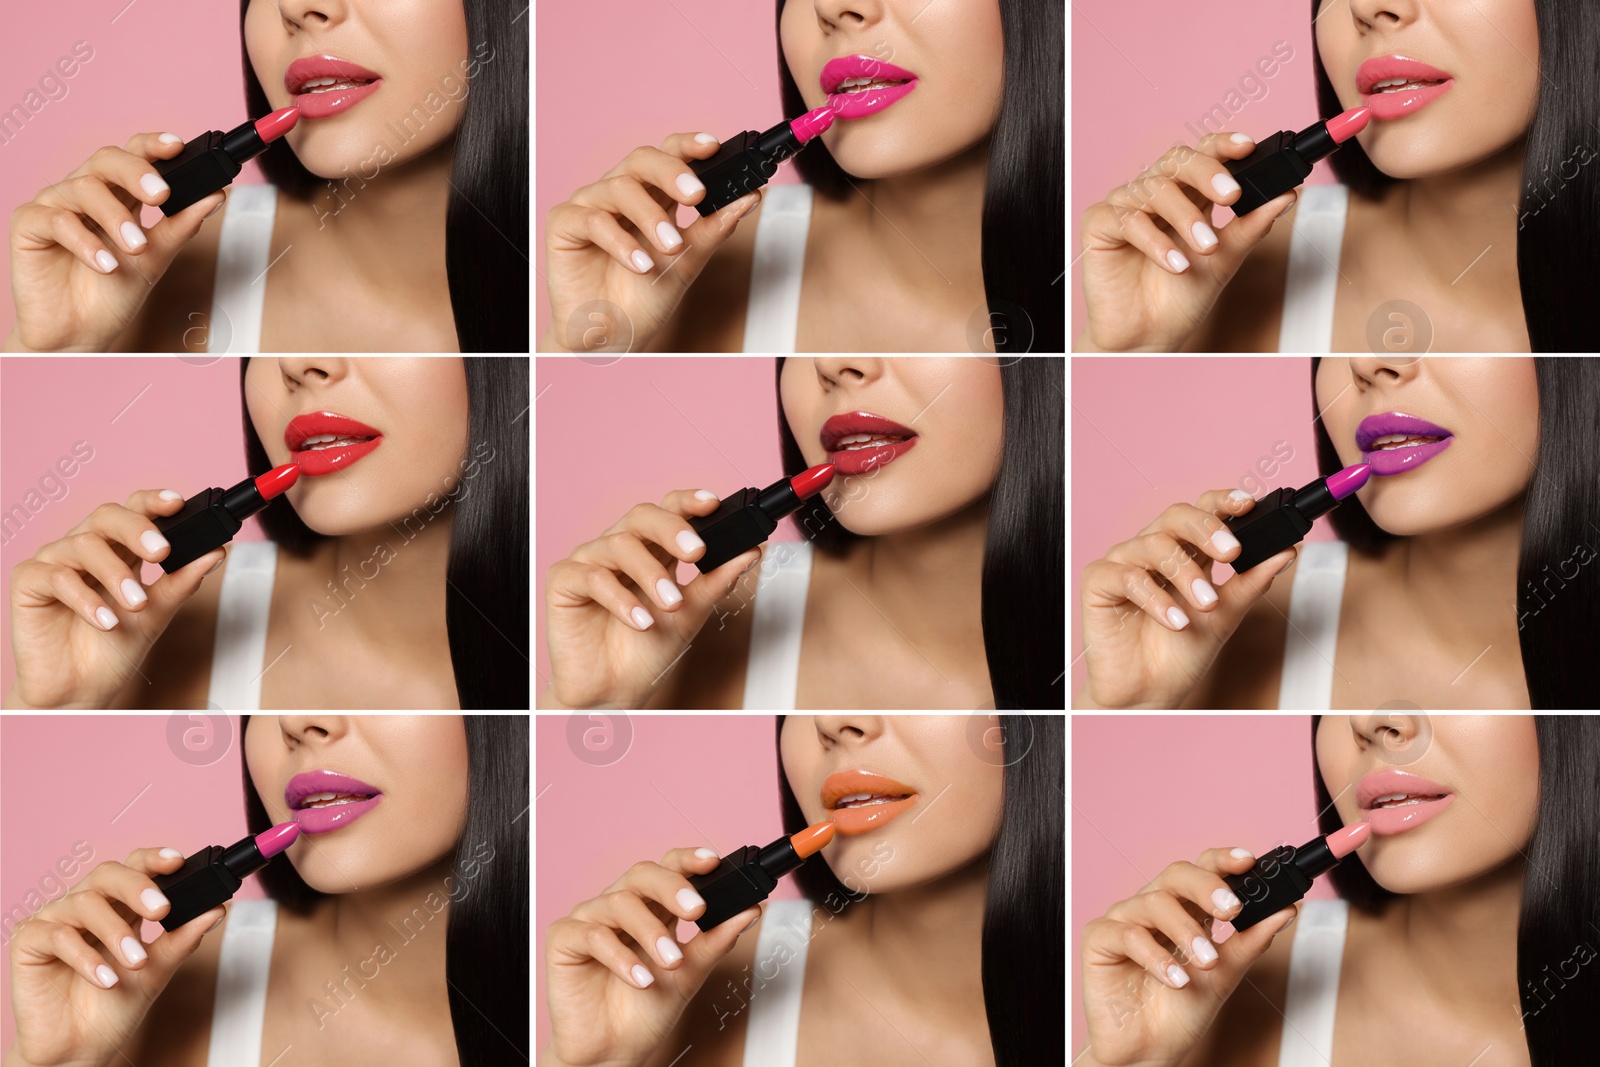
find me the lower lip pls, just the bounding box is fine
[828,436,917,476]
[292,79,383,120]
[828,795,917,835]
[825,79,917,120]
[291,436,383,476]
[1361,793,1454,835]
[294,794,382,834]
[1362,78,1453,121]
[1362,435,1452,476]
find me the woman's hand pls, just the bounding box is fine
[6,849,225,1067]
[1080,848,1300,1067]
[543,848,760,1067]
[5,490,224,709]
[6,133,224,353]
[542,489,761,710]
[540,133,761,353]
[1077,489,1296,709]
[1077,132,1297,352]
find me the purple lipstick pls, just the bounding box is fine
[1224,462,1372,572]
[1357,412,1454,476]
[286,770,384,835]
[152,821,301,930]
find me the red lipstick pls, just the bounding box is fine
[1225,106,1371,215]
[820,412,920,476]
[153,107,300,216]
[1223,822,1371,930]
[153,463,300,573]
[284,411,384,477]
[689,463,837,572]
[688,821,837,930]
[689,105,837,216]
[1223,463,1371,572]
[152,821,301,931]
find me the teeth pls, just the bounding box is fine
[298,433,373,451]
[298,791,373,809]
[834,76,906,94]
[1370,76,1441,93]
[1370,792,1442,808]
[833,433,906,451]
[833,792,909,808]
[298,76,370,94]
[1370,433,1441,450]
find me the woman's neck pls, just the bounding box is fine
[301,503,455,649]
[1381,139,1524,296]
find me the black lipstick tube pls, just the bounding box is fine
[1224,478,1341,572]
[688,834,810,930]
[153,834,277,930]
[154,472,284,573]
[689,469,830,572]
[154,119,274,216]
[689,120,810,216]
[1223,835,1341,931]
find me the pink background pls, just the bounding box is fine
[1071,715,1330,1052]
[535,2,799,340]
[1070,357,1333,696]
[1,714,261,1051]
[534,356,789,694]
[535,713,797,1052]
[1072,1,1330,342]
[1,357,254,696]
[0,2,258,341]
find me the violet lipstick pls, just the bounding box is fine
[153,822,300,930]
[154,106,300,216]
[1224,823,1370,930]
[689,105,837,216]
[154,464,299,573]
[1226,106,1371,215]
[1224,463,1370,572]
[690,463,836,572]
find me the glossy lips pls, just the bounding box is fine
[822,769,919,835]
[820,412,919,476]
[820,55,918,120]
[286,770,384,834]
[1356,411,1455,477]
[1356,769,1456,835]
[284,55,383,120]
[1356,55,1455,121]
[284,411,384,476]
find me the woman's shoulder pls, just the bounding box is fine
[109,191,236,352]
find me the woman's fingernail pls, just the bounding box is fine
[95,607,119,630]
[159,489,184,501]
[656,578,683,606]
[1166,606,1190,630]
[140,530,170,555]
[1191,578,1218,607]
[655,220,682,249]
[159,848,183,859]
[1281,911,1298,929]
[1276,201,1296,220]
[120,578,147,607]
[1166,249,1189,273]
[630,606,654,630]
[1191,220,1218,250]
[1213,888,1242,913]
[630,249,655,273]
[1230,848,1255,860]
[159,132,184,144]
[693,848,718,860]
[120,221,147,250]
[206,914,224,933]
[140,173,170,197]
[1229,132,1253,144]
[1211,529,1242,554]
[120,936,147,964]
[677,172,706,196]
[205,556,224,576]
[1191,936,1218,965]
[677,887,707,911]
[140,888,169,913]
[676,530,706,554]
[656,935,683,964]
[694,132,718,144]
[1166,963,1190,988]
[727,194,758,221]
[632,964,655,988]
[694,490,718,502]
[204,199,224,220]
[1228,490,1253,503]
[95,250,119,273]
[1212,173,1241,198]
[96,964,119,988]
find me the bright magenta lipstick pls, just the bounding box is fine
[689,106,837,216]
[152,821,301,930]
[1224,463,1371,572]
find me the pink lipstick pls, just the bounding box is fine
[820,55,918,120]
[1225,106,1371,215]
[153,107,300,216]
[820,411,920,476]
[1223,822,1371,930]
[284,411,384,477]
[689,463,837,572]
[1356,768,1456,835]
[1357,55,1454,121]
[284,54,384,120]
[153,463,300,572]
[152,821,301,930]
[286,770,384,834]
[688,105,837,216]
[1224,463,1371,572]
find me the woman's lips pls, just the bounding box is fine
[821,769,919,836]
[1355,411,1454,477]
[283,54,384,120]
[285,769,384,835]
[819,55,919,120]
[819,411,920,477]
[1355,768,1455,836]
[284,411,384,477]
[1355,55,1454,121]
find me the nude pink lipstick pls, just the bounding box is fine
[285,55,383,120]
[688,105,836,216]
[1225,106,1371,215]
[152,107,300,216]
[152,822,301,930]
[1357,55,1454,121]
[1224,463,1371,572]
[286,770,384,834]
[1357,768,1456,835]
[1223,822,1371,930]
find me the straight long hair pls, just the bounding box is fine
[240,0,528,351]
[1312,716,1600,1067]
[1310,357,1600,708]
[241,358,529,709]
[777,358,1064,708]
[777,715,1064,1067]
[241,715,529,1066]
[776,0,1064,352]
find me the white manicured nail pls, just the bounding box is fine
[159,489,184,501]
[95,250,118,273]
[1276,201,1296,220]
[655,220,682,249]
[140,530,170,554]
[140,173,170,197]
[1211,529,1242,554]
[204,199,224,220]
[677,172,706,196]
[694,489,718,502]
[677,887,707,912]
[630,606,654,630]
[1231,848,1255,860]
[141,888,170,913]
[1192,578,1218,607]
[1228,490,1253,502]
[694,132,717,144]
[96,965,119,988]
[158,132,183,144]
[631,249,655,273]
[1213,888,1242,913]
[96,607,119,630]
[1166,606,1189,630]
[120,578,147,606]
[693,848,718,860]
[656,578,682,606]
[159,848,183,859]
[1191,220,1218,250]
[121,935,147,964]
[1166,963,1189,988]
[1191,936,1218,965]
[1212,173,1241,198]
[632,964,655,988]
[656,936,683,964]
[120,221,147,250]
[676,530,705,554]
[1166,249,1189,273]
[1229,132,1253,144]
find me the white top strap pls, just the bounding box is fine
[742,183,812,353]
[1277,184,1348,353]
[206,897,277,1067]
[742,540,813,710]
[1277,540,1349,711]
[741,898,813,1067]
[209,183,277,354]
[1278,898,1349,1067]
[207,540,278,711]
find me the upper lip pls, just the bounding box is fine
[1356,55,1453,94]
[284,54,382,95]
[1355,769,1454,809]
[820,411,918,452]
[284,769,383,810]
[820,55,919,95]
[1355,411,1453,452]
[285,411,383,451]
[821,769,918,810]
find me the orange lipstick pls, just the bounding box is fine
[822,769,919,836]
[687,821,836,930]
